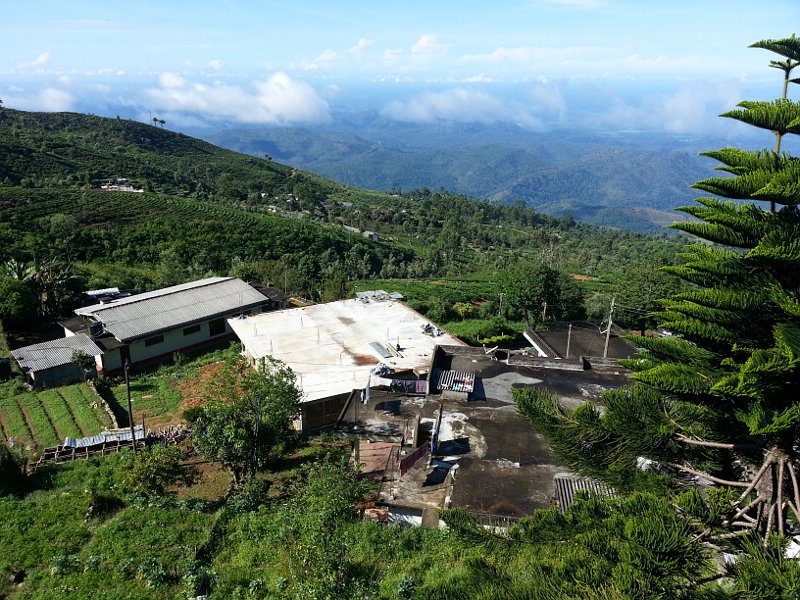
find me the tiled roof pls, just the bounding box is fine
[11,334,103,374]
[74,277,269,342]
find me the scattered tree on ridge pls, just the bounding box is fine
[498,261,584,325]
[187,356,301,484]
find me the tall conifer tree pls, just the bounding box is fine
[517,35,800,541]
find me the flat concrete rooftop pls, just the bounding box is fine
[341,348,632,519]
[228,299,465,403]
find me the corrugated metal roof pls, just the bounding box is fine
[63,425,145,448]
[11,334,103,374]
[553,473,615,512]
[75,277,268,342]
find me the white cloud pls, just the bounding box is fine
[32,52,51,67]
[585,80,745,135]
[349,38,373,54]
[381,88,542,128]
[411,35,445,55]
[13,51,52,73]
[527,83,567,120]
[143,71,331,125]
[209,60,224,70]
[658,81,742,134]
[7,87,74,111]
[291,49,337,72]
[383,48,404,62]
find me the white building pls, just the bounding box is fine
[228,296,466,430]
[62,277,287,373]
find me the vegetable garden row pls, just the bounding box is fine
[0,384,113,451]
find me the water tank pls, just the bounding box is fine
[88,321,103,337]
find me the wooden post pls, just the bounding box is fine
[124,360,137,450]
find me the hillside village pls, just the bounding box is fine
[6,274,635,524]
[2,33,800,599]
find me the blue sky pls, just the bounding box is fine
[1,1,798,135]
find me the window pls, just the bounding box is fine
[209,318,226,337]
[183,324,201,336]
[144,334,164,347]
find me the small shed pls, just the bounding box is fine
[11,334,103,388]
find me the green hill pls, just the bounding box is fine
[0,107,686,323]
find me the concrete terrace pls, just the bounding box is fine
[339,346,632,522]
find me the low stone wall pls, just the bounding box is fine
[89,381,125,428]
[506,354,585,371]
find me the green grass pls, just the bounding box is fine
[0,455,217,600]
[354,278,498,305]
[442,318,526,345]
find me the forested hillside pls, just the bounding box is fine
[0,106,687,331]
[206,122,711,231]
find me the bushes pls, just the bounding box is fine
[0,443,25,495]
[442,317,523,345]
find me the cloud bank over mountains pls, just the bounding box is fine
[142,72,332,125]
[1,0,786,138]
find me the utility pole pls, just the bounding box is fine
[123,360,137,450]
[603,297,615,359]
[566,323,572,359]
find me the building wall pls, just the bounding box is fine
[31,363,85,388]
[98,309,264,373]
[99,347,122,372]
[126,315,234,364]
[299,392,351,431]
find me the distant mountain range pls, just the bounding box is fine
[205,118,716,233]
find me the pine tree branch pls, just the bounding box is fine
[765,503,776,545]
[674,433,736,450]
[731,520,758,529]
[682,573,726,589]
[788,460,800,523]
[732,496,763,522]
[777,458,785,536]
[669,463,749,487]
[735,452,778,504]
[690,528,712,543]
[714,529,754,540]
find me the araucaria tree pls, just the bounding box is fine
[517,35,800,542]
[188,356,301,484]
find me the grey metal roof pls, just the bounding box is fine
[63,425,145,448]
[554,473,615,512]
[75,277,269,342]
[11,334,103,374]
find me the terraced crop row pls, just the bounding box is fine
[37,390,83,439]
[0,189,277,231]
[57,386,110,435]
[0,396,35,447]
[0,384,113,451]
[20,396,60,448]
